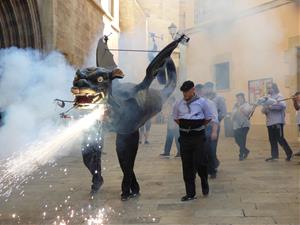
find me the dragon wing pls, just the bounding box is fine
[96,36,117,70]
[138,35,188,89]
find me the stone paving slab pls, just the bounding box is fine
[0,124,299,225]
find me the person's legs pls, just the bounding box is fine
[116,131,140,199]
[139,126,145,144]
[267,125,279,160]
[277,124,293,160]
[128,131,140,194]
[179,137,196,198]
[209,138,218,176]
[82,142,103,193]
[144,120,151,144]
[174,128,180,155]
[239,127,250,159]
[295,125,300,156]
[162,129,174,155]
[208,125,220,170]
[81,124,104,194]
[205,125,216,176]
[234,128,243,159]
[214,125,221,166]
[194,135,209,195]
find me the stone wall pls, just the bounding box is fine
[37,0,120,67]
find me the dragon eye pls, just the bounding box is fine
[97,77,104,83]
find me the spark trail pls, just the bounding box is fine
[0,106,105,198]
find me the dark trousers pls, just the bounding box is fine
[179,134,208,197]
[234,127,250,157]
[163,128,180,155]
[116,131,140,196]
[205,125,219,175]
[82,130,104,191]
[267,124,293,158]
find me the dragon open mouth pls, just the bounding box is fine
[71,87,106,108]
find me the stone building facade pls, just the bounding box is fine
[181,0,300,141]
[0,0,120,67]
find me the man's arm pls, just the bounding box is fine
[202,99,214,123]
[269,96,286,111]
[211,122,218,140]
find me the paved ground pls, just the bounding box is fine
[0,124,299,225]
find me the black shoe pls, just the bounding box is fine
[286,154,293,161]
[121,194,132,201]
[144,141,150,144]
[210,173,217,179]
[90,179,103,195]
[181,195,196,202]
[294,151,300,156]
[89,188,98,196]
[160,153,170,158]
[265,157,278,162]
[201,178,209,196]
[175,153,181,158]
[239,155,245,161]
[243,150,250,159]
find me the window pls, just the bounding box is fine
[248,78,273,104]
[215,62,230,90]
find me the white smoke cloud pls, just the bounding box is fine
[0,47,75,157]
[118,29,150,83]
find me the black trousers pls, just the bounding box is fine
[179,133,208,197]
[234,127,250,157]
[82,126,104,191]
[267,124,293,158]
[116,131,140,196]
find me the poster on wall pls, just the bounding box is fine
[248,78,273,104]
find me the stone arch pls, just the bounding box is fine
[0,0,43,49]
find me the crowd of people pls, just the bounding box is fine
[152,80,300,201]
[79,79,299,201]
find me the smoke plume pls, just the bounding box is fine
[0,47,75,157]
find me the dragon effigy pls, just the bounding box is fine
[59,34,189,200]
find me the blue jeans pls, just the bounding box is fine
[205,125,220,175]
[234,127,250,157]
[163,128,180,155]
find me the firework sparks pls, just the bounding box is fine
[0,105,105,198]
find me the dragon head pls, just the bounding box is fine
[71,67,124,108]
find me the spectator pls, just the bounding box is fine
[160,96,180,158]
[262,83,293,161]
[231,93,252,160]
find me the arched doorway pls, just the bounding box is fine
[0,0,43,49]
